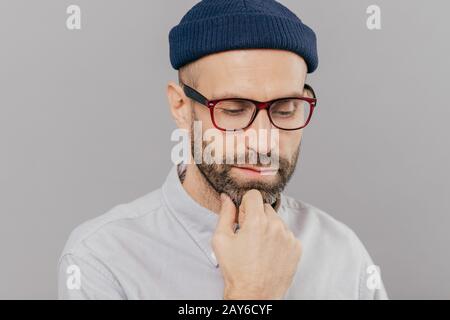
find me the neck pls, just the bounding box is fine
[181,163,282,214]
[182,163,222,214]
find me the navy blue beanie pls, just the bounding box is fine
[169,0,318,73]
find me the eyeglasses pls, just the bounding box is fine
[182,83,317,132]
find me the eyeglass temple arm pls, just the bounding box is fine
[182,82,316,105]
[304,83,317,99]
[182,84,209,106]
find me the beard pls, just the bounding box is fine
[190,124,301,207]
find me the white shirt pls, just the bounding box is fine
[58,164,388,299]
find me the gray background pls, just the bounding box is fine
[1,0,449,299]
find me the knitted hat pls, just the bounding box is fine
[169,0,318,73]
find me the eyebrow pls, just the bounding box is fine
[210,90,305,101]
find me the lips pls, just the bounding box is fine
[231,165,278,175]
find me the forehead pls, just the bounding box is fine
[193,49,308,100]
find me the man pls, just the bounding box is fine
[58,0,388,299]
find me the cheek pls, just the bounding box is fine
[278,130,302,157]
[195,108,214,130]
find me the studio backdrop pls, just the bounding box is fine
[0,0,449,299]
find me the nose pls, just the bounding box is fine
[247,107,274,156]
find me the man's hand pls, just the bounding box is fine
[212,190,302,300]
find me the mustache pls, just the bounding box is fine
[217,150,279,167]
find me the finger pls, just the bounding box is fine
[237,206,246,228]
[239,190,265,229]
[264,203,278,218]
[264,203,289,231]
[264,203,279,224]
[215,193,237,235]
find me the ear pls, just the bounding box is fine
[303,83,316,98]
[166,81,193,131]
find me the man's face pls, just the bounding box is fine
[186,49,308,207]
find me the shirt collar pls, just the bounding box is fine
[161,163,287,268]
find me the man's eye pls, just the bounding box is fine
[272,109,296,117]
[222,109,245,115]
[273,110,294,116]
[216,100,253,116]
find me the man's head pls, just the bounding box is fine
[169,49,313,206]
[167,0,318,207]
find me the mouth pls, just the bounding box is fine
[231,165,278,176]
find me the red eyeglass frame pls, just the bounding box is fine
[182,83,317,132]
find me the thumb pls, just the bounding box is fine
[216,193,237,235]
